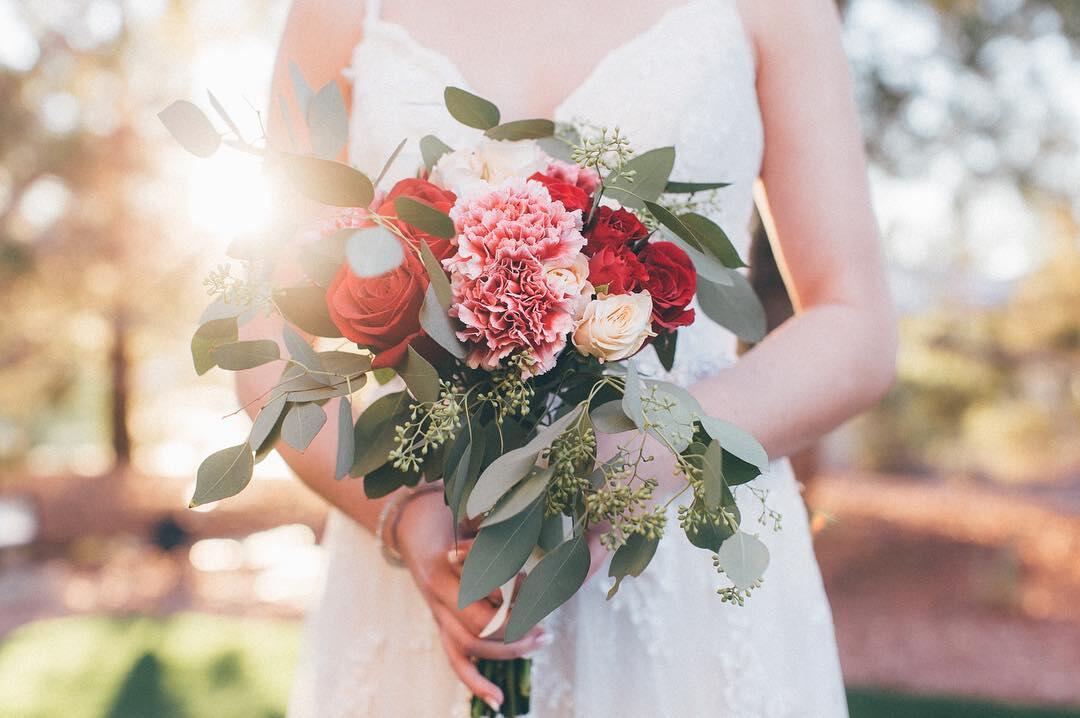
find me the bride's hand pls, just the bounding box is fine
[395,489,547,707]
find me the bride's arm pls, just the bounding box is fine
[685,0,896,459]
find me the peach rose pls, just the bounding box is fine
[572,291,656,363]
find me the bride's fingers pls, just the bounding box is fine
[431,602,544,660]
[438,631,502,711]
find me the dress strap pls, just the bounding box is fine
[364,0,382,28]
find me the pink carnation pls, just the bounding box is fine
[443,178,589,376]
[451,258,575,375]
[544,159,601,195]
[445,179,584,280]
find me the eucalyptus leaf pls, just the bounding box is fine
[481,466,553,528]
[288,60,313,115]
[191,317,238,375]
[419,283,467,359]
[400,346,440,403]
[283,324,324,380]
[664,180,730,194]
[284,378,352,403]
[444,86,500,130]
[316,350,372,377]
[281,402,327,451]
[364,462,417,498]
[723,449,762,486]
[207,90,242,140]
[298,229,349,287]
[484,119,555,141]
[685,496,739,552]
[715,531,770,591]
[698,416,769,472]
[350,391,410,478]
[642,385,696,452]
[590,401,637,435]
[653,331,677,372]
[198,297,245,324]
[278,153,374,208]
[346,226,405,278]
[605,147,675,210]
[645,203,733,285]
[537,135,575,162]
[665,212,745,268]
[696,270,768,344]
[158,100,220,158]
[394,196,456,239]
[306,81,348,158]
[504,535,590,642]
[249,394,287,453]
[334,397,355,480]
[275,286,343,338]
[621,362,645,430]
[212,340,281,370]
[450,425,489,523]
[538,512,565,551]
[420,135,453,172]
[374,138,407,188]
[702,439,727,511]
[606,532,660,600]
[458,497,544,609]
[190,444,254,507]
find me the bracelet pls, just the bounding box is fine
[375,483,443,567]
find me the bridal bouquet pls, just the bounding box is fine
[163,80,775,716]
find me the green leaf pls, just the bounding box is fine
[644,203,733,285]
[281,401,327,451]
[207,90,242,140]
[590,401,637,434]
[458,497,544,609]
[420,135,453,172]
[667,213,746,268]
[316,350,372,377]
[283,324,324,380]
[642,385,696,452]
[345,226,405,278]
[605,147,675,210]
[275,286,343,338]
[249,394,287,453]
[374,137,407,188]
[198,297,245,324]
[695,270,767,344]
[702,439,727,511]
[212,340,281,370]
[684,496,739,552]
[664,180,730,194]
[698,416,769,472]
[288,60,313,115]
[363,462,416,498]
[278,153,374,208]
[449,426,489,523]
[606,532,659,600]
[538,512,565,551]
[504,535,590,642]
[418,240,453,306]
[466,407,583,519]
[537,135,575,162]
[419,283,467,359]
[350,391,410,478]
[444,86,500,130]
[621,362,645,430]
[335,397,355,480]
[484,119,555,141]
[723,449,762,486]
[715,531,770,590]
[400,346,440,403]
[158,100,220,158]
[481,466,553,528]
[642,379,704,418]
[191,317,238,376]
[653,331,677,372]
[190,444,254,507]
[393,196,456,239]
[306,81,348,159]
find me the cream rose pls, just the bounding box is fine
[544,254,592,318]
[572,291,656,362]
[430,138,547,199]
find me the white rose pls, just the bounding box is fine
[544,254,593,318]
[572,291,656,363]
[431,138,547,198]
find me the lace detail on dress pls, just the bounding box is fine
[288,1,849,716]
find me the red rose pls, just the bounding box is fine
[584,206,649,256]
[527,172,591,215]
[639,241,697,331]
[588,244,650,295]
[326,238,428,368]
[378,178,457,261]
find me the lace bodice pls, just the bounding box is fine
[345,0,763,385]
[288,3,848,716]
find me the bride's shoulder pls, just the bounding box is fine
[281,0,366,50]
[735,0,845,60]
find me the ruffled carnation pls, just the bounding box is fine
[445,178,585,279]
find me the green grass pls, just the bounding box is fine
[1,614,1078,718]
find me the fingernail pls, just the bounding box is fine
[447,549,462,563]
[485,696,501,712]
[534,632,553,647]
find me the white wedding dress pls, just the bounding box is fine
[288,1,849,715]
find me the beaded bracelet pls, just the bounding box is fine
[375,483,443,567]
